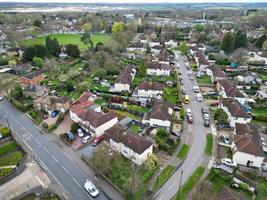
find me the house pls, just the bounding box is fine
[114,65,136,92]
[137,81,164,99]
[70,92,118,136]
[142,101,173,129]
[19,70,44,88]
[232,123,265,168]
[23,85,48,98]
[151,45,163,55]
[127,42,146,52]
[165,40,177,48]
[206,65,227,83]
[105,124,153,165]
[146,62,171,76]
[33,95,70,113]
[157,50,170,65]
[217,79,246,105]
[213,186,245,200]
[220,98,251,127]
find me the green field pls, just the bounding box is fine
[20,34,112,51]
[177,144,190,160]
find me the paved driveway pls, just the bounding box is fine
[54,112,72,136]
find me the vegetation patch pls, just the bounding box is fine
[0,141,18,156]
[197,75,212,84]
[205,133,213,156]
[177,144,190,160]
[153,165,175,191]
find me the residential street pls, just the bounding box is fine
[152,51,210,200]
[0,100,109,200]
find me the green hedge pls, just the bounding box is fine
[205,134,213,156]
[153,165,175,191]
[0,142,17,156]
[0,127,11,138]
[177,144,190,160]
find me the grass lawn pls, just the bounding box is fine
[127,105,149,113]
[113,110,138,120]
[205,134,213,156]
[0,141,18,156]
[226,147,232,159]
[138,164,159,184]
[130,124,141,134]
[94,98,107,106]
[153,165,175,191]
[20,34,112,51]
[174,167,205,200]
[251,119,267,129]
[197,75,212,84]
[177,144,190,160]
[252,107,267,116]
[0,168,13,177]
[0,151,23,166]
[206,169,232,194]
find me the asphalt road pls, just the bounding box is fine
[152,51,209,200]
[0,100,108,200]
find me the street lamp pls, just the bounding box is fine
[177,170,183,199]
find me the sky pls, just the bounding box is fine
[0,0,266,3]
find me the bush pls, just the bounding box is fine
[71,123,79,133]
[180,108,185,120]
[0,127,11,138]
[214,108,228,124]
[42,122,49,129]
[253,115,267,122]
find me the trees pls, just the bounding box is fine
[214,108,228,124]
[33,19,42,27]
[111,22,125,33]
[138,62,147,77]
[23,45,48,62]
[94,68,107,79]
[194,24,204,32]
[80,32,93,48]
[230,48,246,65]
[221,32,235,54]
[45,37,61,57]
[66,44,80,58]
[32,57,44,68]
[81,22,92,33]
[255,34,266,48]
[179,42,189,55]
[235,30,248,48]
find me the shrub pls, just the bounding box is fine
[0,127,11,138]
[180,108,185,120]
[71,123,79,133]
[42,123,48,129]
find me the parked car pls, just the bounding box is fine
[180,80,184,85]
[217,123,231,129]
[77,128,84,137]
[202,107,209,115]
[203,113,210,120]
[92,135,104,146]
[187,115,193,123]
[204,118,210,127]
[66,131,75,141]
[179,77,183,81]
[186,108,192,116]
[0,134,3,139]
[190,76,194,80]
[42,114,48,120]
[51,110,59,118]
[82,135,91,143]
[196,93,203,102]
[193,86,199,93]
[221,158,237,168]
[188,71,192,76]
[84,180,99,197]
[0,96,3,101]
[173,105,180,111]
[181,89,186,95]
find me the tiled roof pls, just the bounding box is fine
[116,65,136,84]
[221,98,250,118]
[148,62,171,70]
[23,85,46,93]
[207,65,227,78]
[23,70,44,79]
[148,101,173,121]
[70,92,93,116]
[217,79,245,98]
[137,81,164,91]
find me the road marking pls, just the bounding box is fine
[21,138,33,151]
[9,115,14,119]
[35,138,41,145]
[35,175,45,187]
[52,156,59,163]
[159,194,165,200]
[43,147,50,154]
[15,119,20,125]
[61,165,70,175]
[72,177,82,188]
[168,181,177,191]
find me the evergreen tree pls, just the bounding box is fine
[221,32,235,53]
[255,34,266,48]
[235,30,248,48]
[45,36,61,57]
[66,44,80,58]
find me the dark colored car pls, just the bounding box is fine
[180,80,184,85]
[216,123,231,129]
[181,89,186,95]
[51,110,59,118]
[66,131,75,141]
[187,115,193,123]
[201,107,209,115]
[92,135,104,146]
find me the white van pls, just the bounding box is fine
[82,135,91,144]
[193,86,199,93]
[196,93,203,102]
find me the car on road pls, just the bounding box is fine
[196,93,203,102]
[187,115,193,123]
[82,135,91,143]
[0,133,3,139]
[77,128,84,137]
[84,180,99,197]
[51,110,59,118]
[186,108,192,116]
[190,76,194,80]
[202,107,209,115]
[204,118,210,127]
[188,71,192,76]
[181,89,186,95]
[66,131,75,141]
[203,113,210,121]
[0,96,3,101]
[179,76,183,81]
[193,86,199,93]
[221,158,237,168]
[92,135,104,146]
[180,80,184,85]
[219,135,231,144]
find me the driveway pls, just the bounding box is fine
[54,112,72,136]
[152,51,211,200]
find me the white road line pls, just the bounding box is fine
[61,165,70,175]
[159,194,165,200]
[35,175,45,187]
[72,177,82,188]
[52,156,59,163]
[9,115,14,119]
[43,147,50,154]
[35,138,41,145]
[15,120,20,125]
[21,138,33,151]
[168,181,177,191]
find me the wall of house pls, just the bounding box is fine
[233,151,264,168]
[149,118,171,129]
[70,110,81,123]
[147,68,170,76]
[93,117,118,137]
[137,89,163,98]
[114,83,130,92]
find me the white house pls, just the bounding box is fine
[142,101,173,129]
[137,81,164,99]
[165,40,177,48]
[127,42,146,52]
[146,62,171,76]
[220,98,251,127]
[232,123,265,168]
[105,125,153,166]
[114,65,136,92]
[217,79,246,105]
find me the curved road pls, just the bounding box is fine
[0,100,108,200]
[152,51,209,200]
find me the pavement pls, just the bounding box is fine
[0,100,117,200]
[151,51,211,200]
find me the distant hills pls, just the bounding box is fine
[0,2,267,11]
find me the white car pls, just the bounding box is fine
[82,135,91,144]
[221,158,237,168]
[77,128,84,137]
[190,76,194,80]
[193,86,199,93]
[0,96,3,101]
[203,113,210,120]
[196,93,203,102]
[84,180,99,197]
[186,108,192,116]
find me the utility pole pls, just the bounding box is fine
[178,170,184,199]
